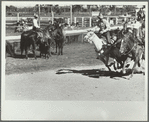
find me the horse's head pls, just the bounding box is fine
[119,33,134,54]
[46,24,55,33]
[84,31,95,44]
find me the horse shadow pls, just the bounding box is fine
[56,68,144,79]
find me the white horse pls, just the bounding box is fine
[84,31,112,71]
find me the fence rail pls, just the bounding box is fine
[6,25,124,41]
[6,15,135,29]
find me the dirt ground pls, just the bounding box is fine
[5,26,146,101]
[6,42,107,75]
[5,64,145,101]
[5,41,146,101]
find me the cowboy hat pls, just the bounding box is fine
[97,13,103,19]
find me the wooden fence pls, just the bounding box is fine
[6,15,135,28]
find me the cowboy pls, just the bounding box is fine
[132,17,143,45]
[32,14,43,38]
[90,13,111,45]
[33,14,41,31]
[137,7,145,21]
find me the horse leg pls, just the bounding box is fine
[48,44,51,57]
[47,53,49,59]
[113,59,117,70]
[129,61,137,78]
[61,44,63,55]
[40,52,42,58]
[98,54,111,71]
[56,42,58,54]
[32,42,37,59]
[130,49,143,78]
[25,46,29,59]
[60,43,63,55]
[122,61,126,74]
[45,53,46,59]
[32,49,36,59]
[58,44,60,55]
[21,46,24,56]
[118,61,124,69]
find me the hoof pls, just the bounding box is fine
[127,75,133,80]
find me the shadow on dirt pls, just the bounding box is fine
[56,68,144,79]
[7,51,57,59]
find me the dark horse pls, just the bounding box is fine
[20,25,54,59]
[52,22,66,55]
[101,44,128,71]
[119,31,144,78]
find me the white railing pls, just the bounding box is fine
[6,25,124,41]
[6,16,134,28]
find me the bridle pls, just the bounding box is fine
[120,34,137,55]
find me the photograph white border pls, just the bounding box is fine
[1,1,148,121]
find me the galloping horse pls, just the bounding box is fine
[119,31,144,78]
[84,31,128,71]
[20,25,54,59]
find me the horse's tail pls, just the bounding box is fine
[6,40,15,57]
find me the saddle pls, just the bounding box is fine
[32,30,43,38]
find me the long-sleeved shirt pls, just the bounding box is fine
[33,19,40,28]
[92,19,111,33]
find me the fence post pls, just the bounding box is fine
[74,17,76,24]
[67,18,70,25]
[107,16,109,22]
[89,17,92,27]
[17,13,19,22]
[38,4,40,27]
[82,17,84,27]
[115,17,118,25]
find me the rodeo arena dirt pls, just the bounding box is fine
[2,1,148,121]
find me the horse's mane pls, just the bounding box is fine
[42,25,51,33]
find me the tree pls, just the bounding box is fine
[72,5,82,12]
[6,6,10,12]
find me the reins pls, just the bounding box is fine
[120,34,137,55]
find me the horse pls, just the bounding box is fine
[20,30,40,59]
[52,22,66,55]
[119,31,144,78]
[84,31,125,71]
[20,25,54,59]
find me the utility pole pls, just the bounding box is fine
[70,5,72,24]
[38,4,40,27]
[51,6,54,24]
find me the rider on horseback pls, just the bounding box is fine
[32,14,43,39]
[132,18,143,44]
[131,6,145,46]
[91,13,112,45]
[33,14,40,30]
